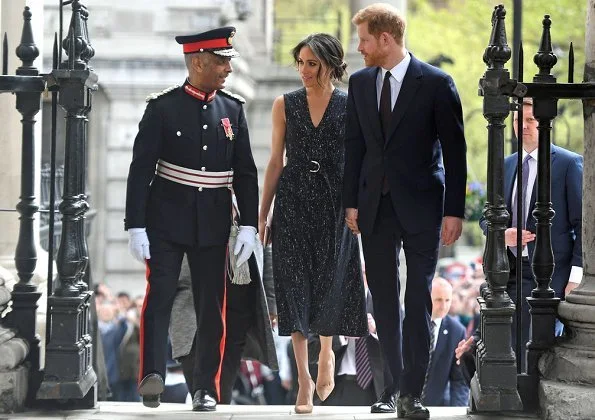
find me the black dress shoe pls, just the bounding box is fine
[192,389,217,412]
[138,373,165,408]
[371,389,397,413]
[397,394,430,419]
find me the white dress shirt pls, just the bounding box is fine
[376,50,411,111]
[510,149,582,284]
[431,317,442,352]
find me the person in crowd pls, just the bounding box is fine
[258,32,368,414]
[421,277,468,407]
[125,26,259,411]
[319,286,386,406]
[479,97,583,371]
[343,3,467,418]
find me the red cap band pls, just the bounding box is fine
[183,38,229,53]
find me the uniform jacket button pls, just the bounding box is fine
[198,187,203,192]
[203,124,208,129]
[203,145,208,150]
[176,131,181,136]
[201,166,206,171]
[203,105,207,110]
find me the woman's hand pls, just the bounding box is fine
[258,218,267,244]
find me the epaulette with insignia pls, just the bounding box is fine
[219,89,246,103]
[146,85,179,102]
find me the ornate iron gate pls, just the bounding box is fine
[0,0,98,408]
[475,4,594,414]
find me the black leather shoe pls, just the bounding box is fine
[397,394,430,419]
[138,373,165,408]
[192,389,217,412]
[371,389,397,413]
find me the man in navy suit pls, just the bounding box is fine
[343,4,467,418]
[421,277,468,407]
[479,98,583,370]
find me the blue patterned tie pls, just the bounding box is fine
[511,154,532,257]
[355,337,373,389]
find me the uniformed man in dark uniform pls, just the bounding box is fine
[125,26,259,412]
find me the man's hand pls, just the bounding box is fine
[504,228,536,247]
[345,208,360,234]
[455,336,475,365]
[565,282,579,296]
[441,216,463,246]
[269,313,278,329]
[128,228,151,263]
[234,226,257,267]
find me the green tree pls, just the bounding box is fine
[407,0,586,185]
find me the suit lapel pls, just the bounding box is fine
[362,67,384,147]
[385,56,423,147]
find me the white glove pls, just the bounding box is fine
[128,228,151,263]
[233,226,257,268]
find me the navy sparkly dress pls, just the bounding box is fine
[272,87,368,337]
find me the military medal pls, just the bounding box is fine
[221,118,234,140]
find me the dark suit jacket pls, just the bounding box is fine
[480,144,583,297]
[424,315,468,406]
[125,85,259,246]
[343,55,467,234]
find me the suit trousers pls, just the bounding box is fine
[179,279,257,403]
[140,233,228,398]
[361,194,440,397]
[507,252,534,372]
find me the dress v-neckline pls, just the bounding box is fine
[304,87,336,130]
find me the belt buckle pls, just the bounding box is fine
[309,160,320,173]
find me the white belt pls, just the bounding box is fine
[156,159,233,189]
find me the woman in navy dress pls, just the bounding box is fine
[259,33,367,414]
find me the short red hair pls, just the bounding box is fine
[352,3,406,46]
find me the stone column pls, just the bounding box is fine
[538,1,595,418]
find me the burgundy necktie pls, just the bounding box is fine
[380,71,392,195]
[511,154,532,256]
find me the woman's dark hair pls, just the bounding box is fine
[291,33,347,84]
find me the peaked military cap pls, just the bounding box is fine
[175,26,239,57]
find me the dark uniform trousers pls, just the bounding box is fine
[141,233,229,398]
[178,277,257,403]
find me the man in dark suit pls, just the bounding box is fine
[343,4,467,418]
[125,27,259,411]
[479,98,583,370]
[421,278,468,407]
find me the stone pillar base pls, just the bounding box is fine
[539,379,595,420]
[0,365,29,413]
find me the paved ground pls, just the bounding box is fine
[2,403,539,420]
